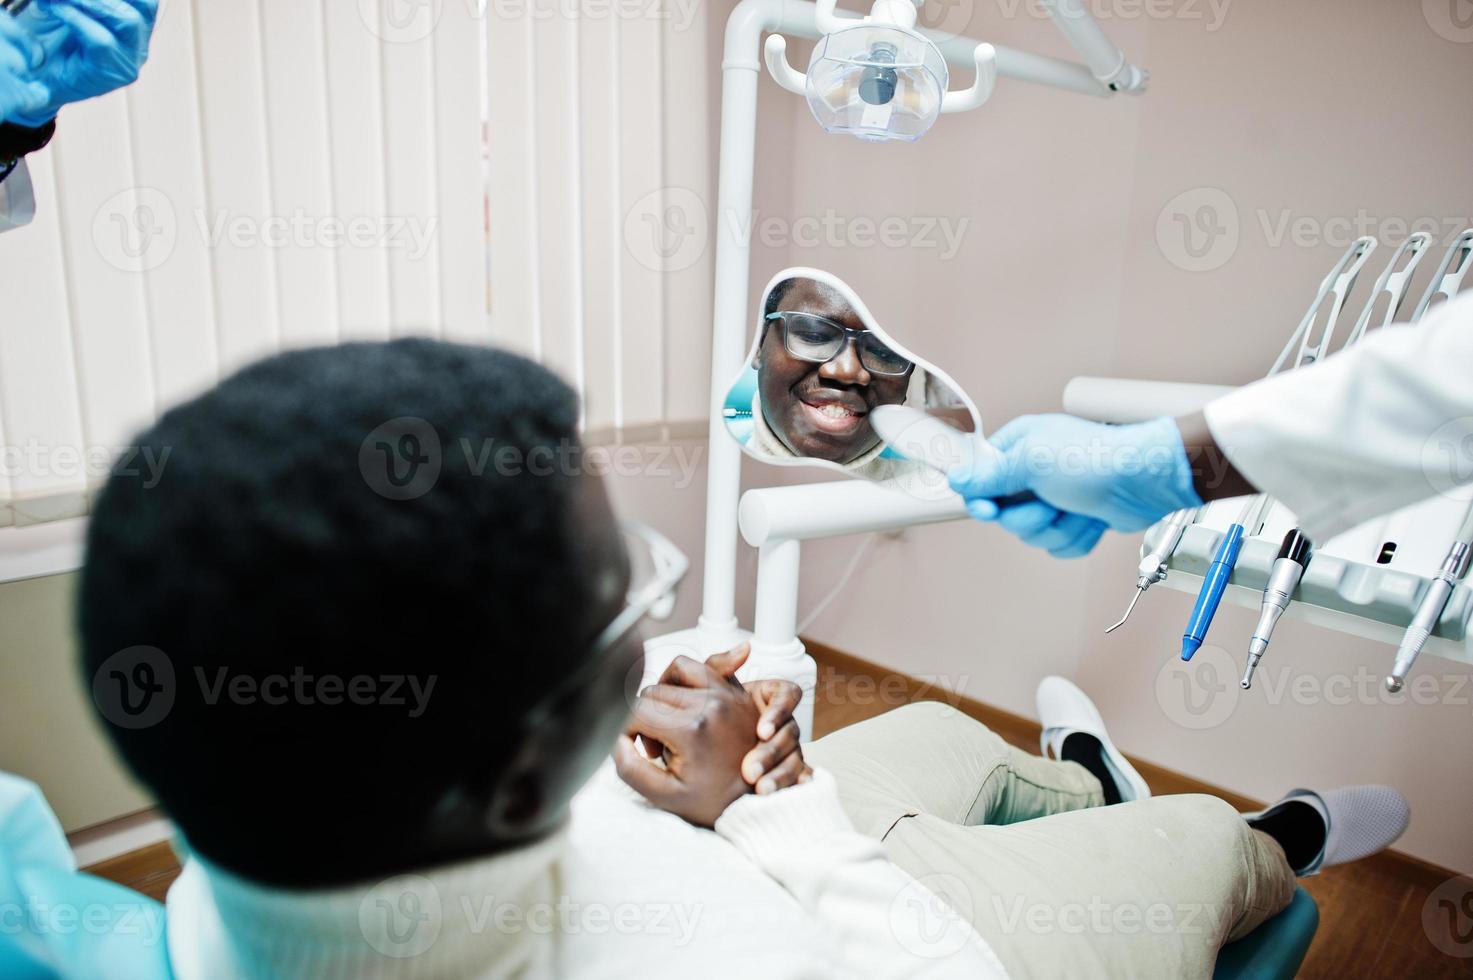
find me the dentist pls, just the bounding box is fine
[0,0,157,232]
[948,292,1473,555]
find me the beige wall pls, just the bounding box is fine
[760,0,1473,872]
[0,573,153,832]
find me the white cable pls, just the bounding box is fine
[796,533,878,635]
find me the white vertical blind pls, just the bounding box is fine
[260,0,341,349]
[0,0,714,535]
[0,152,86,526]
[322,0,392,341]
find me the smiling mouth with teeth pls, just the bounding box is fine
[797,397,870,438]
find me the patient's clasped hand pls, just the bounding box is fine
[61,340,1408,980]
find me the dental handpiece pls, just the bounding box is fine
[1181,495,1270,661]
[1242,529,1312,689]
[1106,508,1198,634]
[1386,508,1473,692]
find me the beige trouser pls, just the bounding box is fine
[805,701,1297,980]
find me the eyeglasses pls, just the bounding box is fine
[522,521,689,729]
[592,521,689,658]
[765,311,914,377]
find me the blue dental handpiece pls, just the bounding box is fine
[1181,522,1245,661]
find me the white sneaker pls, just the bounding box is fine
[1242,786,1409,876]
[1036,675,1151,803]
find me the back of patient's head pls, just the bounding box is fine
[79,340,603,887]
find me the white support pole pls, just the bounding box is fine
[750,537,817,739]
[753,538,803,650]
[739,481,972,740]
[696,52,761,647]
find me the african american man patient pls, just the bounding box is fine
[75,339,1408,979]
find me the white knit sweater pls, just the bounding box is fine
[165,764,1008,979]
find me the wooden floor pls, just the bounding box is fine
[84,644,1471,978]
[808,642,1473,980]
[84,840,180,903]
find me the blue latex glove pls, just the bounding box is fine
[0,15,49,125]
[949,414,1203,558]
[7,0,158,128]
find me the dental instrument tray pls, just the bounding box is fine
[1149,494,1473,667]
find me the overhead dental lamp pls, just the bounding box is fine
[764,0,997,142]
[763,0,1150,142]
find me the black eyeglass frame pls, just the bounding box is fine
[764,311,915,378]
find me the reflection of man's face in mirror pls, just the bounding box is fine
[753,279,912,464]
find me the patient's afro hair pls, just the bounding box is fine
[78,339,595,882]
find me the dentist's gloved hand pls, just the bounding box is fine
[0,16,49,124]
[7,0,158,128]
[950,414,1203,558]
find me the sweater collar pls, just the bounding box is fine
[187,827,569,979]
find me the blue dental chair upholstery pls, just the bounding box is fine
[1213,886,1319,980]
[0,773,173,979]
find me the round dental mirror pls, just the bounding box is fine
[722,267,982,495]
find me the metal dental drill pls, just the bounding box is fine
[1387,505,1473,693]
[1105,507,1198,634]
[1242,529,1312,688]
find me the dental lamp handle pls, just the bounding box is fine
[940,44,998,114]
[763,35,807,97]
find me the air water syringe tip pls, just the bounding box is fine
[1104,587,1144,634]
[1180,637,1201,661]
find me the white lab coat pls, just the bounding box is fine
[1204,291,1473,544]
[0,157,34,232]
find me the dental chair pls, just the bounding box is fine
[1,749,1312,979]
[1214,887,1318,979]
[0,773,173,979]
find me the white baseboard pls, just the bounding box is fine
[0,517,86,583]
[68,807,174,870]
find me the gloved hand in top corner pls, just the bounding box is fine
[0,14,49,124]
[6,0,158,128]
[948,414,1205,558]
